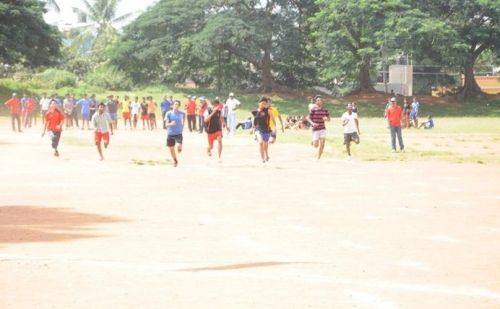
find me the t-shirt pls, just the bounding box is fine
[268,106,280,130]
[45,109,64,132]
[25,99,35,113]
[160,100,172,113]
[203,106,223,133]
[92,112,112,132]
[141,102,148,114]
[226,98,240,113]
[386,105,402,126]
[78,98,90,114]
[341,112,358,134]
[309,107,329,131]
[411,101,419,114]
[63,99,73,114]
[122,100,130,113]
[5,97,21,114]
[106,100,118,113]
[40,98,51,111]
[185,100,196,115]
[199,101,208,116]
[165,110,185,135]
[147,100,157,114]
[130,101,141,115]
[252,108,270,133]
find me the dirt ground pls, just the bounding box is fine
[0,121,499,309]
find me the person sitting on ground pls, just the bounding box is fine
[419,114,434,129]
[236,117,252,130]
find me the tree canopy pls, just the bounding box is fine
[0,0,61,66]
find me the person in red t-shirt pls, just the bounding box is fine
[4,93,22,132]
[42,101,65,157]
[24,96,36,128]
[386,97,405,152]
[185,96,197,132]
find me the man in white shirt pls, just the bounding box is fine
[341,103,360,160]
[225,92,241,135]
[39,93,51,124]
[91,103,114,160]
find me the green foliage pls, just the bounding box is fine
[0,0,61,66]
[35,69,77,89]
[85,65,133,90]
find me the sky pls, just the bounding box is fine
[44,0,160,28]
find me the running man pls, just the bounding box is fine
[268,98,284,144]
[307,96,330,159]
[164,100,185,167]
[204,98,224,159]
[341,103,360,160]
[251,97,271,163]
[91,103,114,160]
[41,101,64,157]
[4,93,22,132]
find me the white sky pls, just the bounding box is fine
[44,0,160,28]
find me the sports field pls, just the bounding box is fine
[1,117,499,308]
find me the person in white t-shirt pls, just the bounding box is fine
[341,103,360,160]
[130,96,142,129]
[225,92,241,135]
[39,93,51,125]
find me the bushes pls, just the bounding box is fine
[85,65,133,91]
[35,69,77,89]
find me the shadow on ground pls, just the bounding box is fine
[177,262,315,272]
[0,205,124,246]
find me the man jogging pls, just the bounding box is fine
[204,98,224,159]
[42,101,65,157]
[165,100,185,167]
[91,103,114,160]
[341,103,360,160]
[307,96,330,159]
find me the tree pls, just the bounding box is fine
[414,0,500,97]
[0,0,61,66]
[311,0,414,93]
[111,0,317,91]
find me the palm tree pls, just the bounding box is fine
[78,0,133,35]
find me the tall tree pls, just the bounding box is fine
[0,0,61,66]
[311,0,412,93]
[410,0,500,97]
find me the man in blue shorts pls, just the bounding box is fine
[251,97,271,163]
[164,100,185,167]
[77,94,91,130]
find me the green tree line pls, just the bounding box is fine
[1,0,499,97]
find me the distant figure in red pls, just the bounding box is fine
[4,93,22,132]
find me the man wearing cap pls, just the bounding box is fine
[4,93,22,132]
[386,97,405,152]
[341,103,360,160]
[225,92,241,135]
[198,96,208,133]
[307,95,330,159]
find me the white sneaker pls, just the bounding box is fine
[347,156,352,161]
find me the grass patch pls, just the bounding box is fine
[131,159,170,166]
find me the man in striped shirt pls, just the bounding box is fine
[307,95,330,159]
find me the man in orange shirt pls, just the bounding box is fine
[147,96,157,130]
[386,97,405,153]
[42,101,65,157]
[185,95,197,132]
[4,93,22,132]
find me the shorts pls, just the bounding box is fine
[167,134,183,147]
[95,131,110,144]
[344,132,359,144]
[255,130,271,143]
[122,112,131,120]
[207,131,223,147]
[312,129,327,142]
[149,113,156,120]
[109,112,117,120]
[141,113,149,120]
[81,113,90,120]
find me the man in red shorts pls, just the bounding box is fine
[91,103,114,160]
[41,100,65,156]
[204,98,224,159]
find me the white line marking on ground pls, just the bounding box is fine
[429,234,461,243]
[349,291,397,309]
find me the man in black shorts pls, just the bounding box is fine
[341,103,360,160]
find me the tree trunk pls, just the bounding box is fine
[216,45,222,92]
[261,50,273,92]
[461,54,483,98]
[358,57,375,93]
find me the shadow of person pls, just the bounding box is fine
[0,206,124,246]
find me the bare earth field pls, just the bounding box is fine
[0,119,499,308]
